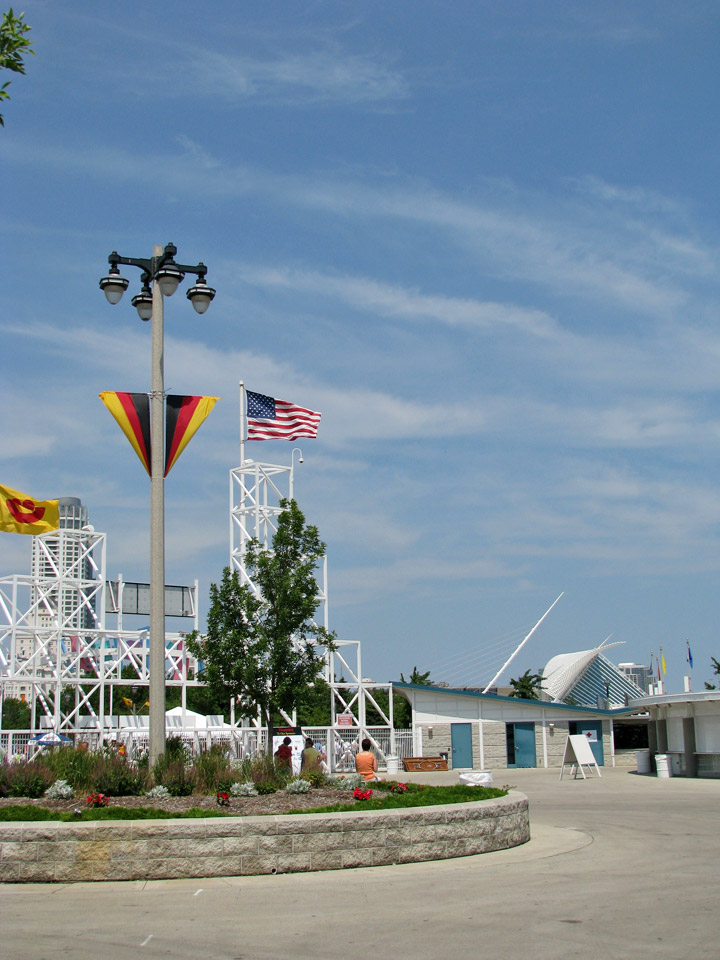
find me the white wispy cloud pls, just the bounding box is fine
[182,48,410,105]
[331,554,519,607]
[2,134,711,320]
[237,264,561,338]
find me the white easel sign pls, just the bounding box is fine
[559,734,602,780]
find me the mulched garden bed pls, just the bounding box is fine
[0,788,357,817]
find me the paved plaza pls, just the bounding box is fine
[2,767,717,960]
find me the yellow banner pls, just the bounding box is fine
[0,483,60,535]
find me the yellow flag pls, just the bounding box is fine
[661,650,667,675]
[0,483,59,535]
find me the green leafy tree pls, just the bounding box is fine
[508,669,545,700]
[1,696,30,729]
[0,9,34,126]
[187,500,336,740]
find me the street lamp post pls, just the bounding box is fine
[100,243,215,764]
[290,447,303,501]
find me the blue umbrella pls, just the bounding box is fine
[29,732,72,745]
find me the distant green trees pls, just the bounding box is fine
[508,669,545,700]
[704,656,720,690]
[1,696,30,729]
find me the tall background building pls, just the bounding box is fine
[31,497,97,631]
[617,662,653,694]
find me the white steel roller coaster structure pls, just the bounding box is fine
[0,393,396,761]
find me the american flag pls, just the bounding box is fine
[246,390,321,441]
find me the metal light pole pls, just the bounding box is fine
[100,243,215,764]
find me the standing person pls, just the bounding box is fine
[355,738,379,782]
[300,737,321,774]
[274,735,293,767]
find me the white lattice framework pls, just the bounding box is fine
[229,456,395,754]
[0,528,201,735]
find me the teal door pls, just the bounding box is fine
[451,723,473,768]
[507,722,537,767]
[569,721,604,765]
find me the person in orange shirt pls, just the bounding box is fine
[355,738,379,782]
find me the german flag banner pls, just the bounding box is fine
[0,483,59,535]
[99,392,152,474]
[100,392,218,477]
[165,395,218,476]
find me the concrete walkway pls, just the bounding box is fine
[2,767,718,960]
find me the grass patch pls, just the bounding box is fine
[292,783,507,815]
[0,783,508,822]
[0,804,233,822]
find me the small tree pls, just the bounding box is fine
[400,665,432,685]
[508,669,545,700]
[0,9,34,126]
[187,500,336,742]
[704,656,720,690]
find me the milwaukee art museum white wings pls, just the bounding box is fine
[542,642,645,706]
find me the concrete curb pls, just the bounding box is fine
[0,790,530,883]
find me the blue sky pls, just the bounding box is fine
[2,1,720,692]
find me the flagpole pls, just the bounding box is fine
[650,651,655,694]
[239,381,246,466]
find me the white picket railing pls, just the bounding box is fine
[0,725,415,772]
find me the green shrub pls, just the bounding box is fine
[164,736,190,760]
[299,768,326,788]
[4,759,54,798]
[232,753,290,794]
[44,746,97,791]
[255,781,278,795]
[193,745,233,793]
[152,757,196,797]
[0,764,10,798]
[88,755,145,797]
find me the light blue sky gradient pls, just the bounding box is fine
[2,2,719,691]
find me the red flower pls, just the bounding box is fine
[353,787,373,801]
[86,793,109,808]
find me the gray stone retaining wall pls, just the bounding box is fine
[0,792,529,883]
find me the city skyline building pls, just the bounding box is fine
[617,662,653,695]
[31,497,97,632]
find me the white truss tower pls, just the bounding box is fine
[0,527,200,736]
[229,455,393,743]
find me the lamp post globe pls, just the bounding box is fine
[131,286,153,321]
[186,277,216,314]
[99,266,129,305]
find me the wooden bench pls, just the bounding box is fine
[403,756,449,772]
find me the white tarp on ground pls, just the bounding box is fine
[459,770,494,786]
